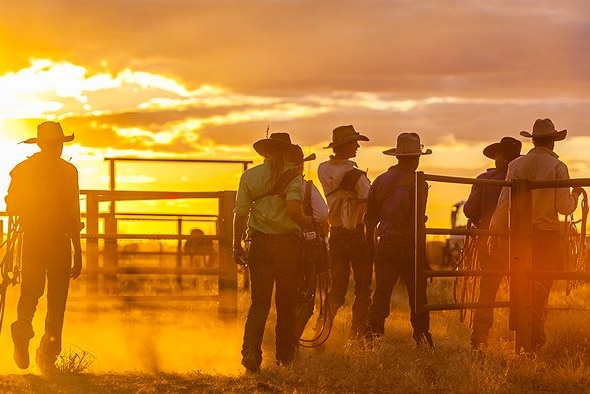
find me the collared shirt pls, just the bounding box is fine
[6,152,81,234]
[490,146,577,232]
[365,164,428,238]
[234,159,303,236]
[318,159,370,229]
[463,167,507,229]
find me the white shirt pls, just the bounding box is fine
[318,159,371,229]
[302,180,329,223]
[490,146,577,232]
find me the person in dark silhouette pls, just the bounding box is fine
[489,118,583,352]
[184,228,214,267]
[233,132,312,373]
[364,132,434,348]
[465,137,521,349]
[316,125,372,342]
[5,121,83,374]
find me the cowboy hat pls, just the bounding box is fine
[519,118,567,141]
[483,136,522,161]
[253,132,297,156]
[324,125,369,149]
[21,121,75,144]
[383,132,432,156]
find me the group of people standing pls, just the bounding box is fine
[3,117,583,375]
[233,117,585,373]
[233,125,436,373]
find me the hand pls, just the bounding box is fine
[233,245,247,266]
[71,250,82,279]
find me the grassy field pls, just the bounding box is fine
[2,280,590,392]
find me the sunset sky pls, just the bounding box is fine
[1,0,590,227]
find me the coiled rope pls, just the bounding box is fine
[0,216,22,333]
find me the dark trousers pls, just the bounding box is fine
[367,237,429,337]
[530,229,561,350]
[242,234,301,365]
[327,226,372,336]
[471,240,508,346]
[14,230,71,358]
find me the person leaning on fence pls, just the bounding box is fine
[363,132,434,348]
[315,125,373,342]
[465,136,522,349]
[5,121,83,374]
[489,118,584,352]
[232,132,313,373]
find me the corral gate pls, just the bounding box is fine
[414,172,590,353]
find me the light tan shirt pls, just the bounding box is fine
[490,146,577,232]
[318,159,371,229]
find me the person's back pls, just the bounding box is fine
[489,118,582,352]
[7,152,79,233]
[364,132,434,348]
[315,125,372,342]
[6,121,82,374]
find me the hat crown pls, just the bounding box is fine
[332,125,359,143]
[532,118,558,136]
[268,132,292,144]
[37,121,65,140]
[395,132,423,154]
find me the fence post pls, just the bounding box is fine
[217,190,238,318]
[86,192,99,296]
[415,171,427,314]
[510,179,533,353]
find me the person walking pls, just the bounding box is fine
[233,132,312,373]
[316,125,372,341]
[465,137,522,349]
[5,121,83,374]
[363,132,434,347]
[489,118,583,352]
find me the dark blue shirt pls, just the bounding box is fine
[365,165,428,238]
[463,168,507,229]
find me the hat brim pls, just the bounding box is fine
[21,133,75,144]
[324,134,370,149]
[519,129,567,141]
[383,148,432,157]
[253,138,295,156]
[483,143,501,159]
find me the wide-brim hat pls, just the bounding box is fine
[253,132,297,156]
[324,125,369,149]
[383,132,432,156]
[483,136,522,161]
[21,121,75,144]
[519,118,567,141]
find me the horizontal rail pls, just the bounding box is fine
[424,301,510,311]
[529,178,590,189]
[80,190,225,202]
[104,157,253,166]
[82,234,221,240]
[69,295,220,302]
[82,267,220,275]
[424,173,511,187]
[529,270,590,280]
[426,228,510,236]
[425,270,509,278]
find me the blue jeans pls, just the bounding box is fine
[327,226,372,337]
[367,236,429,337]
[242,233,301,365]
